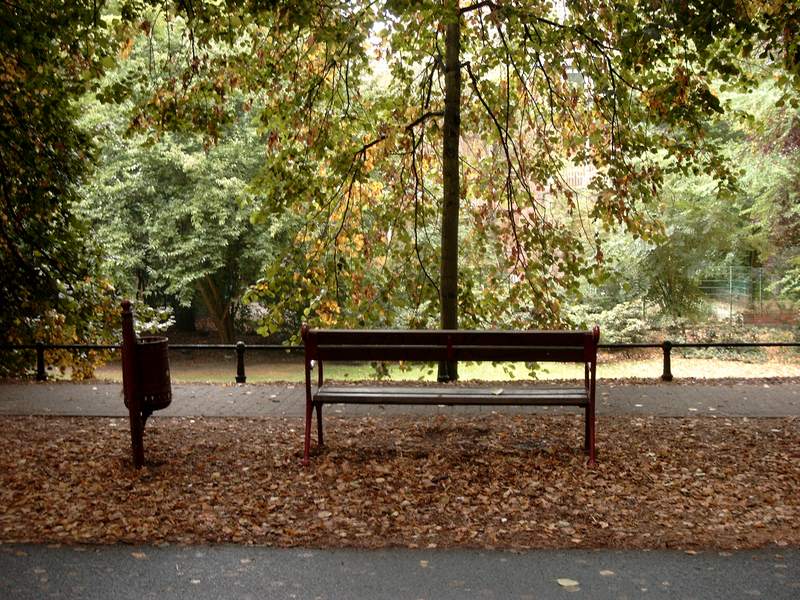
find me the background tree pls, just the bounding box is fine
[729,75,800,303]
[567,69,800,335]
[0,1,119,376]
[79,13,296,344]
[79,107,289,343]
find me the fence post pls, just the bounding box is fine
[661,340,674,381]
[235,341,247,384]
[729,265,733,323]
[35,341,46,381]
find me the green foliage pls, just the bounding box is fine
[79,115,288,341]
[131,303,175,336]
[79,18,295,342]
[565,300,648,344]
[0,1,122,377]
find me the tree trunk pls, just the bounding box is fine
[438,0,461,383]
[174,303,197,332]
[196,275,235,344]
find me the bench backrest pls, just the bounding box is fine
[302,326,600,363]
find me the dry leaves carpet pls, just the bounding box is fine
[1,415,798,550]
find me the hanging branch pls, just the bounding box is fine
[408,125,441,296]
[464,62,529,274]
[176,0,197,65]
[463,58,542,214]
[494,21,579,208]
[330,164,362,305]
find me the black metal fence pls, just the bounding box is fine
[0,342,302,384]
[600,341,800,381]
[2,340,798,383]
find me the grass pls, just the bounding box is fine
[89,349,800,384]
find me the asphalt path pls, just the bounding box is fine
[1,545,798,600]
[1,380,799,417]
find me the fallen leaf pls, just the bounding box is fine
[599,570,615,577]
[131,552,147,560]
[557,578,579,587]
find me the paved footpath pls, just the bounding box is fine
[1,380,798,599]
[1,544,798,600]
[1,379,800,417]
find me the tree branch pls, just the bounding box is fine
[408,127,440,296]
[354,134,387,158]
[405,110,445,131]
[460,0,498,15]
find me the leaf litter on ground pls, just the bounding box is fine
[0,414,797,550]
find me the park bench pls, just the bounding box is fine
[301,325,600,466]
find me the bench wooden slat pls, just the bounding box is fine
[318,386,587,396]
[308,329,594,348]
[315,385,589,406]
[315,345,446,362]
[314,344,588,362]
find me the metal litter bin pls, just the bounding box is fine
[123,335,172,412]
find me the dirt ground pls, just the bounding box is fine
[1,414,797,550]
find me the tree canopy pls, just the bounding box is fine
[3,0,800,376]
[110,2,799,340]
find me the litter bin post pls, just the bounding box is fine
[121,300,145,468]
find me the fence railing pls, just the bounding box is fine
[1,340,798,383]
[599,341,800,381]
[0,342,303,384]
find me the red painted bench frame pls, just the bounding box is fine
[301,325,600,466]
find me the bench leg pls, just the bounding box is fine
[303,354,314,466]
[584,406,590,454]
[303,399,313,466]
[315,402,324,446]
[585,405,596,466]
[586,358,597,466]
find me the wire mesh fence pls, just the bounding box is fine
[698,266,797,326]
